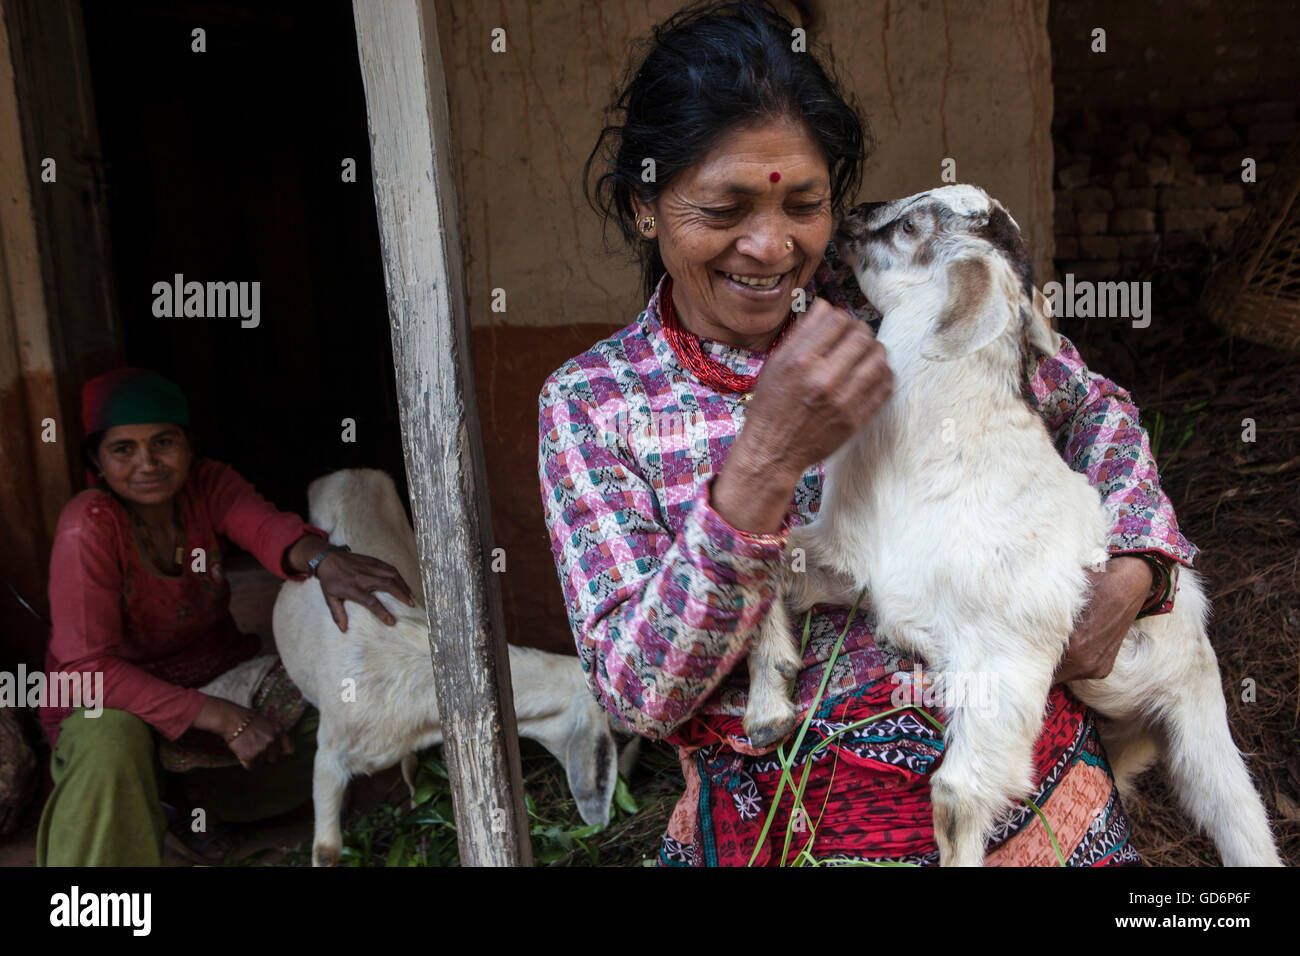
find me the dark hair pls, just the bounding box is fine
[80,432,106,479]
[583,0,871,302]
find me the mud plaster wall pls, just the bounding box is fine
[437,0,1055,330]
[437,0,1055,653]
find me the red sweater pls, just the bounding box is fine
[41,458,325,747]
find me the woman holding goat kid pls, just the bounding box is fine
[539,0,1194,866]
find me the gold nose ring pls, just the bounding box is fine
[785,240,794,250]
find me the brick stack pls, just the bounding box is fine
[1052,100,1297,281]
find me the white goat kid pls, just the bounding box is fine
[274,468,628,867]
[744,184,1282,867]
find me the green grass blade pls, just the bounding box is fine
[1022,795,1067,866]
[749,589,865,867]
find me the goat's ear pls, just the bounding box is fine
[1027,286,1061,357]
[921,255,1015,361]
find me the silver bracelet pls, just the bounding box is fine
[308,543,351,577]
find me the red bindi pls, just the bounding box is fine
[769,171,781,183]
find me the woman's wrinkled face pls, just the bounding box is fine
[94,423,193,510]
[634,116,833,351]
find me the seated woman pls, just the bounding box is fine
[538,1,1195,866]
[37,366,415,866]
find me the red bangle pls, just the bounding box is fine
[1133,552,1173,613]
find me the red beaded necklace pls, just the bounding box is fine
[657,274,797,395]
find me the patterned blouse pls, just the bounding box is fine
[538,242,1198,747]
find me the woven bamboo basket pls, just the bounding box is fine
[1201,133,1300,351]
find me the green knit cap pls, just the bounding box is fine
[82,366,190,435]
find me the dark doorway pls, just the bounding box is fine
[79,0,407,521]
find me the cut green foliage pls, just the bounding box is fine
[264,737,678,866]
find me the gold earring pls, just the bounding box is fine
[639,215,656,234]
[785,239,794,251]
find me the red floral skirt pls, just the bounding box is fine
[660,674,1141,867]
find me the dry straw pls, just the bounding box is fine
[1202,133,1300,351]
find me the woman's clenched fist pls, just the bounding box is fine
[711,298,892,534]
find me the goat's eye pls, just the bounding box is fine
[901,218,916,234]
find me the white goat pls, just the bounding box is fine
[744,185,1282,867]
[274,468,632,867]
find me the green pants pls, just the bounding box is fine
[37,706,318,866]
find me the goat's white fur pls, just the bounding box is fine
[744,185,1282,867]
[273,468,632,867]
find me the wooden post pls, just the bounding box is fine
[351,0,531,866]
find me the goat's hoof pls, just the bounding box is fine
[774,658,801,681]
[937,848,985,867]
[744,713,799,749]
[312,844,341,867]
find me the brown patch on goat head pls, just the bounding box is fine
[933,257,991,340]
[976,201,1032,300]
[912,227,938,268]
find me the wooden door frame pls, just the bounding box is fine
[2,0,530,866]
[1,0,117,665]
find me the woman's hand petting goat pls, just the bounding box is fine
[712,297,893,535]
[284,532,417,633]
[1054,554,1155,684]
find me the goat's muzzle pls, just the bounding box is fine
[835,201,887,246]
[834,203,886,326]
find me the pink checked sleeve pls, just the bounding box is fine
[538,374,790,740]
[1026,333,1198,616]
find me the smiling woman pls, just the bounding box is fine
[541,0,1197,867]
[630,117,836,352]
[36,366,417,866]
